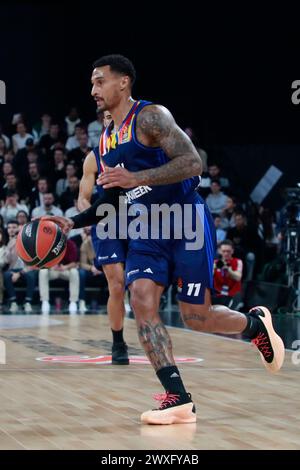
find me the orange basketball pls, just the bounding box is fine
[16,220,67,268]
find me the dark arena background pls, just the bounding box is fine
[0,2,300,458]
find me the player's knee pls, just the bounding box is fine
[108,278,125,298]
[130,285,155,316]
[130,289,147,314]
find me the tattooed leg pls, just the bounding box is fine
[179,288,247,334]
[129,279,175,371]
[138,320,175,371]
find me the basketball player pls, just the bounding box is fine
[78,109,129,365]
[41,54,285,425]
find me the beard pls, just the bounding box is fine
[96,103,106,113]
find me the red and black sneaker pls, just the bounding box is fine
[141,392,196,425]
[249,306,285,373]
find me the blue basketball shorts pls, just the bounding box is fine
[125,195,217,304]
[91,225,127,268]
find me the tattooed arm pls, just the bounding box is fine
[97,105,203,189]
[134,104,202,185]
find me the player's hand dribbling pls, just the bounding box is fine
[97,166,138,189]
[35,215,74,235]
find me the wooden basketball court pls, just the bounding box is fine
[0,313,299,450]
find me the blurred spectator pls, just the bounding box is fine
[13,137,36,179]
[205,179,227,215]
[3,220,37,313]
[65,107,81,136]
[208,163,230,189]
[200,162,230,197]
[65,124,87,151]
[31,193,63,218]
[88,110,103,147]
[67,132,91,171]
[12,123,33,153]
[1,173,23,201]
[1,162,14,189]
[28,162,40,184]
[0,228,8,309]
[21,162,41,201]
[26,151,39,165]
[0,123,10,149]
[29,177,50,211]
[16,210,29,227]
[213,239,243,306]
[103,110,113,128]
[32,113,51,142]
[2,161,14,178]
[214,214,227,244]
[79,227,102,313]
[39,123,64,154]
[56,162,77,197]
[220,195,238,230]
[39,238,79,314]
[0,190,28,225]
[227,212,263,280]
[59,175,80,211]
[51,148,67,184]
[3,150,14,163]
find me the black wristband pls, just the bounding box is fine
[71,187,122,229]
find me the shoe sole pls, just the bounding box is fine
[251,306,285,373]
[141,402,196,425]
[111,359,130,365]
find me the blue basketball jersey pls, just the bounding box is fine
[92,100,201,206]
